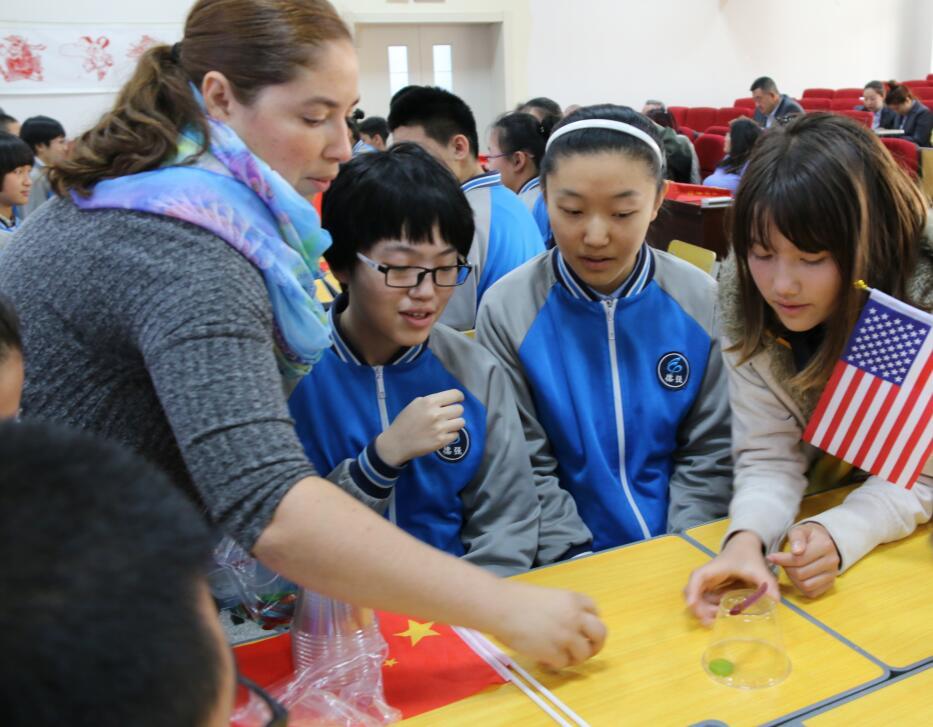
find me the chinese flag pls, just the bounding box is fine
[233,611,507,719]
[378,611,507,718]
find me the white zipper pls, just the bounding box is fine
[374,366,396,522]
[603,299,651,539]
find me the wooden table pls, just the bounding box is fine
[647,200,729,259]
[684,485,933,672]
[795,663,933,725]
[403,535,885,726]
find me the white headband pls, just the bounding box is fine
[545,119,665,167]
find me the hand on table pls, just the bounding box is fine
[375,389,465,467]
[494,581,607,670]
[767,522,840,598]
[683,530,780,626]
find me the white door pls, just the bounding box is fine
[354,23,505,145]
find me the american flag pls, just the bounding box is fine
[803,287,933,489]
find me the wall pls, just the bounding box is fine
[2,0,931,136]
[526,0,933,110]
[0,0,532,136]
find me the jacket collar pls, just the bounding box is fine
[519,176,541,195]
[328,294,427,366]
[551,244,655,301]
[461,171,501,193]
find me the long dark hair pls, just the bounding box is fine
[885,80,914,106]
[720,118,762,174]
[52,0,350,196]
[729,113,928,394]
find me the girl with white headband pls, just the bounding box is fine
[476,104,732,556]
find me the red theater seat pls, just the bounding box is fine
[694,133,726,179]
[835,109,873,128]
[733,97,756,109]
[668,106,688,127]
[835,88,863,98]
[704,125,729,136]
[881,137,919,178]
[685,107,718,132]
[716,107,749,126]
[800,98,831,111]
[830,97,859,110]
[678,125,698,141]
[914,87,933,100]
[802,88,835,99]
[903,80,932,89]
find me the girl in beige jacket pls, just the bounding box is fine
[685,113,932,624]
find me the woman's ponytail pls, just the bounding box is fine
[51,43,207,197]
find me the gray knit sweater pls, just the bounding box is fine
[0,198,316,549]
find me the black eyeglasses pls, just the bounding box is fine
[237,674,288,727]
[356,252,473,288]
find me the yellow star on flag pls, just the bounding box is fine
[394,619,440,647]
[384,658,398,668]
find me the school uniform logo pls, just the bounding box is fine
[657,352,690,390]
[437,428,471,463]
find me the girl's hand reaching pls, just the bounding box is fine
[684,530,781,626]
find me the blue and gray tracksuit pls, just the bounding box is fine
[518,176,551,244]
[288,298,590,574]
[440,171,544,332]
[476,245,732,552]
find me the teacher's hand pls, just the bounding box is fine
[495,581,607,670]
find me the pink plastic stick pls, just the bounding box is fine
[729,583,768,616]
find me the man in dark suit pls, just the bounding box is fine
[750,76,803,128]
[857,80,898,130]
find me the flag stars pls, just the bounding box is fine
[394,619,441,647]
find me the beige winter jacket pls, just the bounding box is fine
[717,218,933,572]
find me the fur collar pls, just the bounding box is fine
[719,213,933,418]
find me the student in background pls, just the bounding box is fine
[0,294,23,419]
[641,99,666,115]
[0,114,20,135]
[702,117,763,192]
[289,144,590,572]
[359,116,389,150]
[348,108,375,155]
[0,420,240,726]
[0,0,605,669]
[684,114,932,623]
[389,86,544,331]
[886,80,933,147]
[517,96,562,122]
[857,80,898,130]
[644,107,701,184]
[750,76,803,129]
[486,111,556,242]
[18,115,67,217]
[477,105,733,554]
[0,132,33,240]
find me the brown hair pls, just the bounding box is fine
[52,0,350,196]
[729,112,928,394]
[884,80,914,106]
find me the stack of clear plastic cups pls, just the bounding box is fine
[290,589,385,689]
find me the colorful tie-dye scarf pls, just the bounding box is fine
[72,97,332,388]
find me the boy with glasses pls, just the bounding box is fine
[288,144,591,573]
